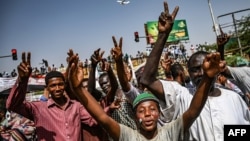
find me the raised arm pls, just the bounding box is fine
[140,2,179,100]
[68,55,120,141]
[182,52,226,132]
[6,52,32,116]
[216,26,250,80]
[111,36,131,92]
[88,48,105,101]
[216,25,230,61]
[65,49,80,100]
[216,29,250,105]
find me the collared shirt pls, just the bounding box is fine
[6,79,97,141]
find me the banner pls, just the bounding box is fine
[0,76,46,93]
[146,19,189,44]
[0,77,17,93]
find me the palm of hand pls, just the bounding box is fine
[112,47,122,61]
[158,2,179,33]
[68,55,83,88]
[18,69,30,79]
[158,21,173,33]
[109,100,121,110]
[70,67,81,88]
[91,49,104,66]
[74,67,84,87]
[111,36,123,61]
[18,64,32,79]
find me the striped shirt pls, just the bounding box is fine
[6,79,97,141]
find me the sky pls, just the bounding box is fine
[1,0,250,73]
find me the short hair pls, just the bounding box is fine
[45,71,65,85]
[187,51,208,69]
[170,63,184,79]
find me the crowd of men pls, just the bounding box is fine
[0,1,250,141]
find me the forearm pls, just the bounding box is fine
[116,58,130,92]
[75,87,105,118]
[64,68,76,99]
[141,33,168,85]
[217,44,225,60]
[107,69,118,90]
[76,86,120,140]
[88,65,97,93]
[65,82,77,100]
[183,75,215,129]
[6,78,28,111]
[191,75,214,115]
[107,69,119,102]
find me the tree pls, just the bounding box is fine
[224,14,250,54]
[196,43,217,53]
[238,14,250,47]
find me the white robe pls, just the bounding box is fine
[160,80,250,141]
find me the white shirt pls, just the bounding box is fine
[119,116,185,141]
[160,80,250,141]
[228,66,250,93]
[123,83,142,104]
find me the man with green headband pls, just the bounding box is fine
[67,1,225,140]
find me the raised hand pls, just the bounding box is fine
[158,1,179,33]
[90,48,105,67]
[100,59,111,72]
[66,50,85,88]
[67,49,75,63]
[217,25,230,46]
[65,49,78,80]
[202,52,226,78]
[68,54,84,88]
[18,52,32,81]
[109,98,122,111]
[66,49,80,68]
[216,26,230,60]
[111,36,123,61]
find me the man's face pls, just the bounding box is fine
[46,77,65,100]
[99,75,111,94]
[188,54,206,87]
[135,101,159,132]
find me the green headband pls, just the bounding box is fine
[133,92,159,109]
